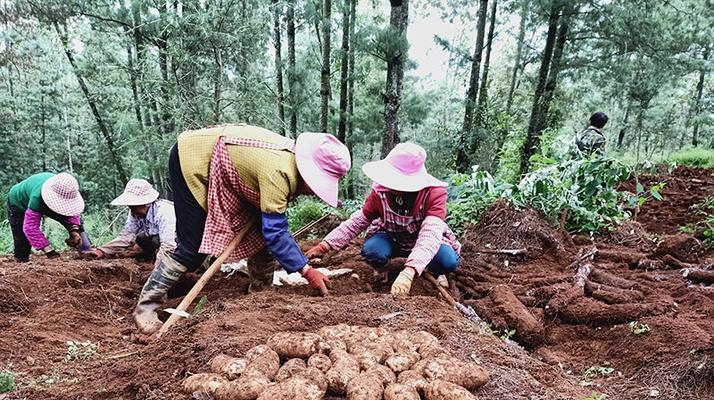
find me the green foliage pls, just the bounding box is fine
[667,147,714,168]
[286,197,331,232]
[64,340,98,362]
[0,370,15,393]
[584,363,615,379]
[584,391,609,400]
[446,167,510,236]
[698,196,714,250]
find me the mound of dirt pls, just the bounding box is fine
[601,220,658,253]
[460,198,571,258]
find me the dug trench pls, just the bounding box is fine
[0,166,712,399]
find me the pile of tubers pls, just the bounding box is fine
[183,324,490,400]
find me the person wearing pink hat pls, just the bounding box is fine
[93,179,176,261]
[133,123,351,334]
[7,172,92,262]
[306,142,461,296]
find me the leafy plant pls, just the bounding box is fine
[629,321,651,335]
[447,167,511,236]
[64,340,98,362]
[0,369,15,393]
[584,390,609,400]
[500,329,517,341]
[584,363,616,378]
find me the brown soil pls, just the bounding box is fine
[1,166,712,400]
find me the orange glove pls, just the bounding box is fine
[306,241,331,260]
[300,265,330,296]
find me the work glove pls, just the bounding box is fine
[300,265,330,296]
[42,246,60,259]
[94,249,105,259]
[391,267,416,296]
[65,230,81,248]
[306,241,331,260]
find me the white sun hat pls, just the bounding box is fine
[362,142,446,192]
[111,179,160,206]
[41,173,85,216]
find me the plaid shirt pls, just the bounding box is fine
[98,200,176,255]
[324,186,460,274]
[199,136,296,261]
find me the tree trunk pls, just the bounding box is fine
[41,91,47,171]
[477,0,497,111]
[320,0,332,133]
[337,0,351,143]
[287,0,298,136]
[54,23,128,184]
[506,0,528,113]
[346,0,357,199]
[456,0,488,172]
[126,42,144,131]
[692,48,709,147]
[519,2,560,176]
[272,0,286,135]
[212,45,224,124]
[617,101,631,149]
[381,0,409,158]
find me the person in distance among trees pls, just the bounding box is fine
[575,111,609,156]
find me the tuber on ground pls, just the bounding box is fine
[682,268,714,284]
[214,370,270,400]
[294,366,328,392]
[397,370,427,391]
[384,382,420,400]
[267,332,323,358]
[424,379,476,400]
[545,263,593,315]
[275,358,307,382]
[256,376,324,400]
[384,350,421,373]
[307,353,332,372]
[413,357,489,390]
[183,373,229,395]
[346,371,384,400]
[210,354,248,380]
[366,364,397,386]
[326,349,360,394]
[488,284,544,347]
[244,345,280,381]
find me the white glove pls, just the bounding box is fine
[391,267,416,296]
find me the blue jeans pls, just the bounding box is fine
[361,232,459,275]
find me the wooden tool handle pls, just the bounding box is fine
[155,234,241,339]
[422,273,456,307]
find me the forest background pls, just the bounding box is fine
[0,0,712,250]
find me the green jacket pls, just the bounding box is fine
[8,172,55,211]
[575,126,605,156]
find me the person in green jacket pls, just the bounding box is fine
[7,172,92,262]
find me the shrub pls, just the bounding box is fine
[667,147,714,168]
[0,369,15,393]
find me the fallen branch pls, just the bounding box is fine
[567,247,598,270]
[681,268,714,284]
[293,215,331,240]
[545,262,593,316]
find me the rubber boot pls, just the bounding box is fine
[133,251,187,334]
[247,248,276,293]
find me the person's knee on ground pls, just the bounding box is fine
[247,247,277,292]
[135,233,161,261]
[133,250,188,334]
[361,233,394,269]
[425,244,459,276]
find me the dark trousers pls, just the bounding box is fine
[7,202,31,261]
[168,143,209,271]
[135,233,161,260]
[361,232,459,275]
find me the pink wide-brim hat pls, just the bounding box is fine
[41,172,85,216]
[295,132,351,207]
[362,142,446,192]
[111,178,160,206]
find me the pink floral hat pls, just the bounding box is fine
[295,132,351,207]
[111,179,160,206]
[362,142,446,192]
[41,173,85,216]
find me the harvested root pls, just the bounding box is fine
[661,254,693,269]
[326,349,360,394]
[256,376,324,400]
[635,258,667,270]
[346,371,384,400]
[584,281,644,304]
[424,379,475,400]
[561,297,668,326]
[682,268,714,284]
[384,382,420,400]
[419,344,448,359]
[654,234,704,263]
[546,263,593,316]
[413,357,489,390]
[590,269,640,290]
[267,332,323,358]
[489,284,544,347]
[210,354,248,380]
[384,350,420,373]
[183,373,228,395]
[366,364,396,386]
[595,249,646,266]
[244,345,280,380]
[215,371,270,400]
[351,340,393,370]
[397,370,427,391]
[275,358,306,382]
[307,353,332,372]
[294,366,328,392]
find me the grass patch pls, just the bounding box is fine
[0,369,15,393]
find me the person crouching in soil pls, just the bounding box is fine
[133,123,351,334]
[7,172,92,262]
[93,179,176,262]
[306,143,461,296]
